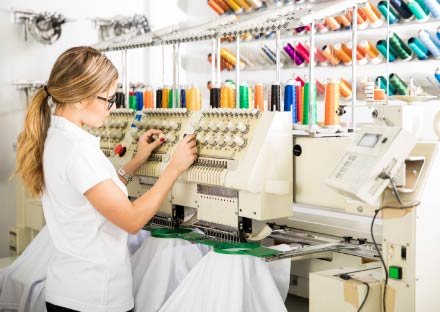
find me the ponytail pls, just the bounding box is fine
[15,46,118,197]
[16,88,51,197]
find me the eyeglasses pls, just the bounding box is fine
[97,94,117,110]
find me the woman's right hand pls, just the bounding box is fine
[168,134,197,175]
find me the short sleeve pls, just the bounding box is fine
[65,143,113,195]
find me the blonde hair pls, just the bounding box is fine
[16,46,118,197]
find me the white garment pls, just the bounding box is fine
[159,251,288,312]
[42,115,133,312]
[132,237,210,312]
[0,228,151,312]
[0,227,55,312]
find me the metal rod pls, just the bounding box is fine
[172,44,177,109]
[351,4,358,131]
[308,20,315,132]
[235,35,240,109]
[217,38,221,86]
[276,30,281,84]
[211,38,216,86]
[386,0,390,105]
[122,49,129,109]
[162,45,165,87]
[177,43,181,108]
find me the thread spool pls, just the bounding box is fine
[239,83,250,109]
[128,92,136,110]
[283,43,305,67]
[348,8,368,30]
[210,85,221,108]
[389,33,413,61]
[262,44,277,64]
[321,45,341,65]
[254,83,264,111]
[377,1,400,24]
[408,37,429,60]
[303,82,317,125]
[143,87,154,109]
[305,43,328,65]
[155,89,162,109]
[415,0,430,15]
[435,68,440,83]
[340,78,353,100]
[220,48,245,69]
[270,83,281,111]
[246,0,263,9]
[227,83,236,108]
[334,43,352,65]
[407,0,430,22]
[284,80,297,123]
[194,85,203,110]
[115,91,125,108]
[390,0,414,20]
[324,79,340,127]
[377,40,397,62]
[325,17,341,31]
[296,82,303,124]
[208,0,225,14]
[295,76,305,87]
[162,86,170,109]
[134,91,143,111]
[168,88,178,109]
[224,0,243,13]
[389,73,408,95]
[334,15,351,28]
[295,42,311,64]
[360,40,383,64]
[235,0,252,12]
[375,76,396,95]
[295,26,306,35]
[316,23,329,33]
[418,30,440,58]
[361,3,384,27]
[213,0,231,11]
[345,42,368,65]
[424,0,440,19]
[316,79,325,95]
[180,87,186,109]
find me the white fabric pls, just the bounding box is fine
[159,251,288,312]
[266,244,293,302]
[0,228,151,312]
[132,237,210,312]
[0,227,55,312]
[42,115,133,312]
[128,230,150,256]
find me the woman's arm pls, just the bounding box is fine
[85,134,197,234]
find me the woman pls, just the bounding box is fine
[15,46,197,312]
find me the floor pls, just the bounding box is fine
[285,294,309,312]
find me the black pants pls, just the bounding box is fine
[46,302,134,312]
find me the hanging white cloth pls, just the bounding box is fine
[132,236,210,312]
[0,227,55,312]
[0,227,151,312]
[159,250,289,312]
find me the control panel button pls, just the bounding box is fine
[113,144,126,157]
[218,122,227,132]
[215,135,225,146]
[227,122,237,132]
[237,122,248,133]
[205,134,215,145]
[169,121,179,130]
[233,136,245,147]
[209,121,218,132]
[165,133,176,143]
[225,135,234,146]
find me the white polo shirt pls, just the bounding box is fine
[42,115,134,312]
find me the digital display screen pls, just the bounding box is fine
[357,133,381,148]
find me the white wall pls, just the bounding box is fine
[0,0,146,257]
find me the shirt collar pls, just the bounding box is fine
[50,115,99,143]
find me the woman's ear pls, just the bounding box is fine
[72,100,88,110]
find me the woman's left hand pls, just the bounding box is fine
[134,129,164,162]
